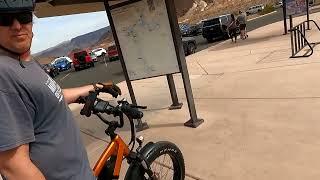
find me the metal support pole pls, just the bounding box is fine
[290,16,294,57]
[283,0,288,34]
[166,74,183,110]
[165,0,204,128]
[298,25,301,50]
[303,22,306,46]
[294,30,298,53]
[306,0,310,30]
[103,0,148,131]
[300,25,304,48]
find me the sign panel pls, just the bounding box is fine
[110,0,180,81]
[286,0,307,16]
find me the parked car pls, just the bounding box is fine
[91,48,107,57]
[89,52,98,62]
[195,21,204,35]
[108,45,119,62]
[41,63,59,78]
[246,4,265,15]
[202,14,232,42]
[52,57,72,71]
[179,24,194,36]
[52,56,72,65]
[72,50,94,71]
[179,23,201,37]
[274,1,283,8]
[182,37,197,56]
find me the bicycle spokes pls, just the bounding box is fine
[151,154,174,180]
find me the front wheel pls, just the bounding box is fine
[125,141,185,180]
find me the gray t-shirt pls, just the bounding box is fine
[0,53,95,180]
[237,13,247,25]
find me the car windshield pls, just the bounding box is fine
[203,18,220,26]
[179,24,190,30]
[55,58,66,64]
[92,49,101,52]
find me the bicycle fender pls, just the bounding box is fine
[124,142,155,180]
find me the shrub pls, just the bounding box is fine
[259,4,275,15]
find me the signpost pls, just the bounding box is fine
[283,0,309,34]
[286,0,307,16]
[104,0,204,129]
[34,0,204,130]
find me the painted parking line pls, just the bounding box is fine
[60,73,71,81]
[248,11,278,22]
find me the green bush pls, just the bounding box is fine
[259,4,275,15]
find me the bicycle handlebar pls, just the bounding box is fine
[93,98,144,120]
[79,91,146,122]
[78,91,147,151]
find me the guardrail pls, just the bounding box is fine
[289,20,320,58]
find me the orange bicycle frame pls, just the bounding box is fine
[93,135,130,178]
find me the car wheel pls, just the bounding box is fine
[207,38,213,43]
[187,43,196,55]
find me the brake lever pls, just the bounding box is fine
[76,96,86,104]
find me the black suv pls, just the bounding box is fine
[202,14,232,42]
[41,63,59,78]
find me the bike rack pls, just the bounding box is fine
[289,20,320,58]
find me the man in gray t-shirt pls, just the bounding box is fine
[236,11,248,40]
[0,1,120,180]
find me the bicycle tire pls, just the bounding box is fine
[125,141,185,180]
[97,155,117,180]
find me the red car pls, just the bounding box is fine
[108,45,119,62]
[72,50,94,71]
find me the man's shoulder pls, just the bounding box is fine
[0,55,21,70]
[0,56,25,93]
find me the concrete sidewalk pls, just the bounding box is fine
[72,12,320,180]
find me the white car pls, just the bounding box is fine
[91,48,107,57]
[274,1,283,8]
[246,4,265,15]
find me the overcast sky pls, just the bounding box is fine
[31,11,110,54]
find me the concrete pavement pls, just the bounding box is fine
[71,12,320,180]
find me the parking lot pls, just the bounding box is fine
[54,6,320,90]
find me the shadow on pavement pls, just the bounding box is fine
[209,33,284,51]
[148,123,185,129]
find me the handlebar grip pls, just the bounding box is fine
[121,105,144,119]
[80,91,97,117]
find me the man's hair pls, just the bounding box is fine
[0,0,35,13]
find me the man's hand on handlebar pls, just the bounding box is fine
[93,81,122,98]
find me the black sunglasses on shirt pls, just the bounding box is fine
[0,12,33,26]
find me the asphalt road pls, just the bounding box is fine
[56,60,124,89]
[56,7,320,88]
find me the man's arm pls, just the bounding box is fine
[62,85,96,104]
[0,145,45,180]
[62,82,122,105]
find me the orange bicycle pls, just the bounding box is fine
[79,91,185,180]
